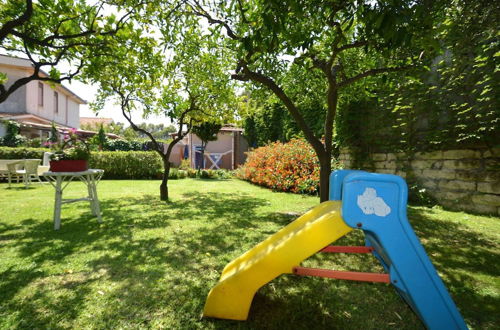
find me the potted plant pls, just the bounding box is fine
[49,129,91,172]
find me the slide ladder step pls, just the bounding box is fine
[320,245,374,253]
[293,266,390,283]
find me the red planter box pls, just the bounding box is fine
[50,160,88,172]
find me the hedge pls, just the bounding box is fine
[236,138,320,194]
[89,151,163,179]
[0,147,163,180]
[0,146,46,159]
[0,147,235,180]
[104,139,144,151]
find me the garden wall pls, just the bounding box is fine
[339,148,500,216]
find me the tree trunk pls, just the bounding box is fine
[200,141,206,169]
[234,67,337,202]
[318,151,331,202]
[317,81,337,203]
[160,159,171,201]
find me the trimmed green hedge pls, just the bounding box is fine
[0,147,163,180]
[89,151,163,179]
[0,147,234,180]
[0,146,46,159]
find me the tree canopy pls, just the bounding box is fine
[186,0,445,201]
[0,0,147,103]
[83,13,236,200]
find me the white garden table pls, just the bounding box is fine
[43,169,104,230]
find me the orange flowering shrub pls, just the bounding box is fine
[236,138,319,195]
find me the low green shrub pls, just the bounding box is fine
[199,170,211,179]
[181,168,231,179]
[169,168,180,179]
[178,169,187,179]
[212,169,233,179]
[179,159,191,170]
[0,135,27,147]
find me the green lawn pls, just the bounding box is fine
[0,179,498,329]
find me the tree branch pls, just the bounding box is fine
[308,53,329,72]
[236,0,249,24]
[11,30,108,49]
[119,95,165,156]
[0,58,84,103]
[187,0,240,40]
[113,84,198,166]
[335,40,368,53]
[231,63,324,155]
[0,0,32,42]
[0,1,144,104]
[10,0,141,49]
[113,89,160,152]
[165,106,194,158]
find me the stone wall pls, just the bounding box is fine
[338,148,500,215]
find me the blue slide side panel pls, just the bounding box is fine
[340,172,467,330]
[329,170,366,201]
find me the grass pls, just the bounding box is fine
[0,178,498,329]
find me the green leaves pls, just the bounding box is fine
[0,72,7,85]
[192,122,222,144]
[0,0,146,103]
[84,6,237,131]
[48,67,60,80]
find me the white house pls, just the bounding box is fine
[0,54,86,139]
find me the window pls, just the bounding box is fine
[54,92,58,114]
[38,82,43,106]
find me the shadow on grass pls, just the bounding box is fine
[406,207,500,329]
[3,186,37,190]
[0,191,498,329]
[0,190,270,328]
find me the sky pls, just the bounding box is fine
[63,79,168,126]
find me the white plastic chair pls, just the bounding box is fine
[43,152,53,166]
[6,161,23,188]
[38,165,50,177]
[16,159,42,188]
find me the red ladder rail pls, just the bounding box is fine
[293,266,390,283]
[319,245,374,253]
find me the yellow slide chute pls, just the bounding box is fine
[203,201,352,320]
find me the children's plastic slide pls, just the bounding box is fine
[203,200,352,320]
[203,170,467,329]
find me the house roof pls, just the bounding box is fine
[220,126,244,132]
[75,128,120,139]
[0,54,87,104]
[80,117,114,126]
[0,112,120,139]
[0,112,73,130]
[170,125,244,138]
